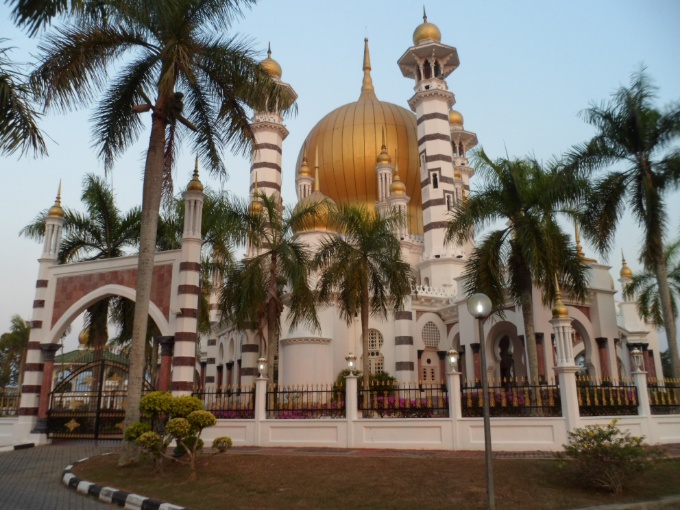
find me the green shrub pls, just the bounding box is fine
[136,431,163,453]
[213,436,233,453]
[124,422,151,442]
[187,410,217,430]
[170,395,204,418]
[139,391,174,418]
[558,419,663,493]
[166,417,191,438]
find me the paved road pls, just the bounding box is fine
[0,441,120,510]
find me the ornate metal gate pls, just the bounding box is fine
[47,357,153,439]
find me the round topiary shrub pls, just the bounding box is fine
[187,410,217,430]
[170,395,204,418]
[213,436,233,453]
[124,422,151,442]
[139,391,174,418]
[135,431,163,453]
[165,417,191,438]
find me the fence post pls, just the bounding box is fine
[632,370,651,417]
[254,376,267,446]
[555,366,581,432]
[345,375,358,448]
[447,368,462,451]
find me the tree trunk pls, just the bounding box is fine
[119,110,167,466]
[654,256,680,378]
[519,288,539,383]
[361,282,370,387]
[266,253,279,382]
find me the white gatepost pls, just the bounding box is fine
[254,376,268,446]
[632,370,651,417]
[550,284,581,432]
[447,367,462,450]
[345,374,358,448]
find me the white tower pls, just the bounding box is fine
[397,12,464,286]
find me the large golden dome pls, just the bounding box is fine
[295,39,422,234]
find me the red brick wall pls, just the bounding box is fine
[51,264,173,327]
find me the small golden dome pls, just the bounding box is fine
[48,181,65,217]
[376,126,392,164]
[449,109,464,126]
[249,198,263,215]
[78,328,90,347]
[413,11,442,45]
[390,173,407,196]
[260,44,282,79]
[552,299,569,319]
[620,253,633,278]
[454,171,462,180]
[298,148,312,177]
[186,157,204,192]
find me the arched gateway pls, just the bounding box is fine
[15,170,206,443]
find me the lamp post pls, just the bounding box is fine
[345,353,357,375]
[257,357,267,379]
[631,347,644,373]
[467,293,495,510]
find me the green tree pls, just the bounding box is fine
[0,315,30,389]
[219,193,320,379]
[0,41,46,157]
[568,70,680,378]
[314,204,413,386]
[29,0,294,464]
[445,150,589,382]
[623,240,680,328]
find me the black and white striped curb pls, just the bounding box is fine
[62,453,189,510]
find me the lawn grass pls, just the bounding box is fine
[71,450,680,510]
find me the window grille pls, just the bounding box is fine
[422,322,440,348]
[367,329,384,374]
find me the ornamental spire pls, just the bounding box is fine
[314,146,320,192]
[360,38,375,96]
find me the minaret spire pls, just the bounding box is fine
[361,38,375,96]
[423,5,427,22]
[267,41,272,58]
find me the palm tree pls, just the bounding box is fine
[0,41,46,157]
[445,150,589,382]
[313,204,413,386]
[29,0,294,463]
[0,315,30,389]
[219,193,321,379]
[624,240,680,329]
[567,70,680,378]
[21,173,142,350]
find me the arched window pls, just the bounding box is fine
[367,329,384,374]
[422,321,440,348]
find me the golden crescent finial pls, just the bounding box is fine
[361,38,374,95]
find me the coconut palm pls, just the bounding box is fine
[0,41,46,157]
[0,315,30,389]
[313,204,413,386]
[445,149,589,382]
[567,70,680,377]
[219,193,321,379]
[624,240,680,329]
[29,0,294,463]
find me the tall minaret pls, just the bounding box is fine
[397,10,461,284]
[296,144,313,201]
[388,149,410,238]
[250,44,297,200]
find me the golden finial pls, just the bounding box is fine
[574,222,585,259]
[249,172,263,214]
[298,142,312,177]
[552,274,569,319]
[620,250,633,278]
[187,155,204,191]
[390,148,406,196]
[423,5,427,22]
[48,180,65,217]
[377,126,391,164]
[361,38,375,95]
[267,41,271,59]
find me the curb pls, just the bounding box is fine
[62,453,189,510]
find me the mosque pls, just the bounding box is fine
[202,13,663,391]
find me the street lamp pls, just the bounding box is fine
[257,357,267,378]
[467,293,495,510]
[631,347,644,373]
[447,348,459,373]
[345,353,357,375]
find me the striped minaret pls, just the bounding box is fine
[171,161,205,394]
[398,12,462,285]
[375,127,394,217]
[250,44,298,200]
[19,183,65,430]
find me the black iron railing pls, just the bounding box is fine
[359,381,449,418]
[461,378,561,417]
[266,383,345,419]
[576,377,638,416]
[648,378,680,415]
[192,386,255,419]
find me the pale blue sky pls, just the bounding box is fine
[1,1,679,350]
